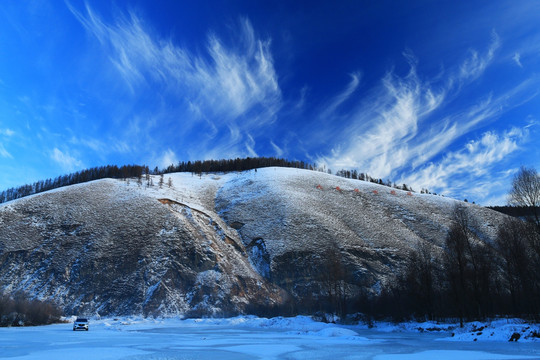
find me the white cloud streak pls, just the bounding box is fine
[0,128,14,159]
[270,140,284,157]
[315,33,537,204]
[67,2,281,159]
[70,136,131,155]
[51,148,83,171]
[159,149,178,170]
[458,30,500,82]
[0,143,12,159]
[245,134,258,157]
[320,72,361,119]
[0,129,15,136]
[513,52,523,68]
[400,127,526,203]
[317,61,446,178]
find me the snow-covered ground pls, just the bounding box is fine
[0,167,509,316]
[0,317,538,359]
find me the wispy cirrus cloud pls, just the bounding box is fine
[69,136,131,155]
[513,53,523,68]
[270,140,284,157]
[67,2,281,159]
[458,30,500,82]
[158,149,178,170]
[51,148,83,172]
[0,128,15,137]
[316,53,447,178]
[0,128,14,159]
[319,72,361,119]
[400,127,526,203]
[0,143,12,159]
[315,33,538,204]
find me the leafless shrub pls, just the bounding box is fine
[0,293,63,327]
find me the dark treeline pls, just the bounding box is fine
[322,204,539,324]
[373,208,540,324]
[335,169,417,192]
[252,201,540,324]
[0,164,146,204]
[0,157,315,204]
[0,154,428,205]
[161,157,314,175]
[488,205,540,219]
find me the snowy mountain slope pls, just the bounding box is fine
[0,168,507,315]
[214,168,504,297]
[0,178,282,316]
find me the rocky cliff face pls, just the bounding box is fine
[0,168,507,316]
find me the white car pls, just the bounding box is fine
[73,318,89,331]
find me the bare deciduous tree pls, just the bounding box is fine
[509,166,540,227]
[321,243,348,319]
[495,218,532,315]
[404,241,437,320]
[443,204,494,325]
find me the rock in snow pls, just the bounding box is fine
[0,168,507,316]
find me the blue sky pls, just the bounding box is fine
[1,1,539,205]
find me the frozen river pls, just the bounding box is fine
[0,317,538,359]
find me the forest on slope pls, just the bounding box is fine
[1,157,418,204]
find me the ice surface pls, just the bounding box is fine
[374,351,537,360]
[0,317,538,360]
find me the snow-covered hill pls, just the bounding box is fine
[0,168,507,316]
